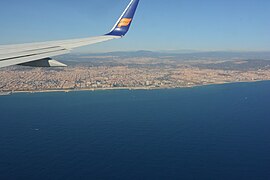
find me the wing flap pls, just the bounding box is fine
[19,58,67,67]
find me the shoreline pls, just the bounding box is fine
[5,80,269,95]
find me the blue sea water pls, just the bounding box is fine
[1,82,270,180]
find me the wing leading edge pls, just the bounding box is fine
[0,0,140,68]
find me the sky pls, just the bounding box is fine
[0,0,270,52]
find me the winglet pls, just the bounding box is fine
[106,0,140,37]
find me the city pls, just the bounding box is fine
[1,56,270,94]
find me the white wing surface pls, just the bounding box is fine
[0,0,140,68]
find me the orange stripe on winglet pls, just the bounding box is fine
[117,18,132,28]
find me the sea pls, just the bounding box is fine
[0,81,270,180]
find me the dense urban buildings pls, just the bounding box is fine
[1,54,270,93]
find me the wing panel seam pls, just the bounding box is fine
[0,48,67,62]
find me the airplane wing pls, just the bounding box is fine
[0,0,140,68]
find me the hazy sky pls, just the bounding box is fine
[0,0,269,52]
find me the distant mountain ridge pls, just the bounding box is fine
[75,50,270,60]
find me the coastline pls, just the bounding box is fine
[0,92,12,96]
[7,80,270,95]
